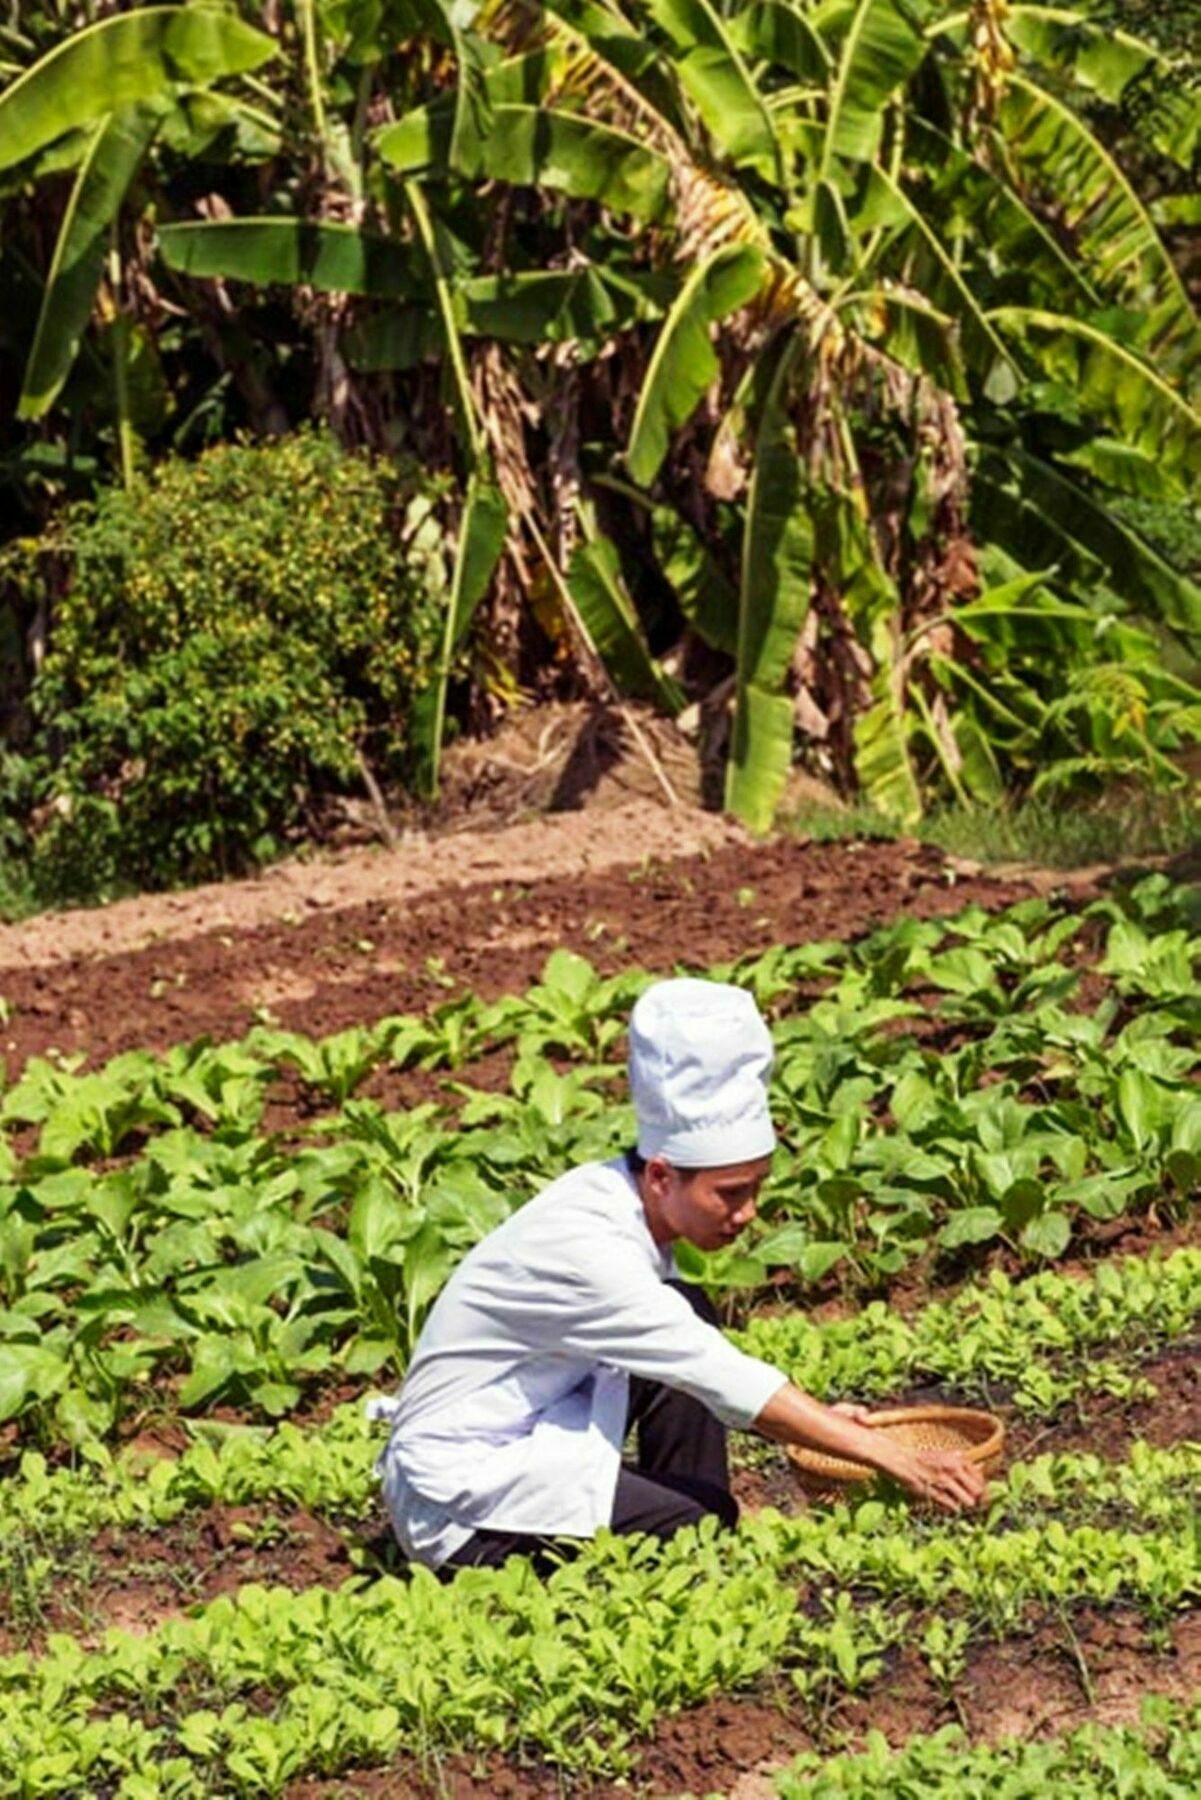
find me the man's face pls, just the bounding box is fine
[643,1153,773,1251]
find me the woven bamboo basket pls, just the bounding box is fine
[787,1405,1005,1500]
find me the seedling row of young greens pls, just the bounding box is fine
[1,876,1197,1443]
[2,1437,1197,1794]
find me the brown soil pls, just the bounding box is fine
[2,829,1049,1074]
[0,1504,361,1655]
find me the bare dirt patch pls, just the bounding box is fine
[1,831,1044,1074]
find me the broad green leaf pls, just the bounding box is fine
[380,101,673,222]
[651,506,739,654]
[990,307,1201,480]
[726,335,812,831]
[742,0,832,82]
[627,243,765,487]
[1020,1209,1071,1260]
[342,309,442,371]
[1006,6,1200,165]
[405,0,492,175]
[817,0,929,170]
[907,117,1097,314]
[375,49,563,173]
[158,218,419,297]
[973,446,1201,649]
[865,163,1017,387]
[414,474,509,795]
[19,104,162,420]
[997,77,1201,380]
[646,0,782,179]
[0,6,277,172]
[566,528,685,714]
[939,1206,1003,1249]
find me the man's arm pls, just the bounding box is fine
[755,1383,987,1512]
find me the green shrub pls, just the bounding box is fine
[3,429,449,900]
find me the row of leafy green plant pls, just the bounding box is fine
[2,1375,1195,1576]
[0,880,1196,1441]
[771,1694,1201,1800]
[3,1266,1196,1548]
[1,1448,1196,1794]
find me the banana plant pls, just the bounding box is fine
[3,5,278,466]
[426,0,1200,828]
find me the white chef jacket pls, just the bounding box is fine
[375,1155,788,1567]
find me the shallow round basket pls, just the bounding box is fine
[787,1405,1005,1500]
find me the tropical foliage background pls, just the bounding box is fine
[0,0,1198,897]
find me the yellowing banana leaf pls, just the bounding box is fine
[0,6,276,172]
[19,103,162,420]
[157,218,420,297]
[627,243,765,488]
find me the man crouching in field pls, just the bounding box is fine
[375,979,984,1572]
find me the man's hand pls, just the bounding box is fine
[891,1445,987,1513]
[755,1383,988,1514]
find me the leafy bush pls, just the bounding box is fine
[2,429,449,900]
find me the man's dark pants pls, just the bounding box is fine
[441,1282,738,1575]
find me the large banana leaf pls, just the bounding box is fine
[412,473,509,796]
[973,447,1201,653]
[864,164,1015,389]
[644,0,782,180]
[726,335,812,831]
[1005,5,1200,166]
[650,506,739,655]
[407,183,480,467]
[157,218,420,296]
[405,0,492,175]
[458,267,665,344]
[997,77,1201,380]
[481,105,672,221]
[905,118,1097,314]
[374,50,562,173]
[990,308,1201,481]
[567,524,684,714]
[379,102,671,222]
[19,104,162,420]
[0,6,276,172]
[816,0,931,170]
[627,243,765,488]
[741,0,831,82]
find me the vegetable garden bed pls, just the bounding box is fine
[0,835,1195,1796]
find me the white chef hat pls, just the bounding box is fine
[628,977,776,1167]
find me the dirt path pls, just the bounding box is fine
[0,822,1051,1072]
[0,798,744,973]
